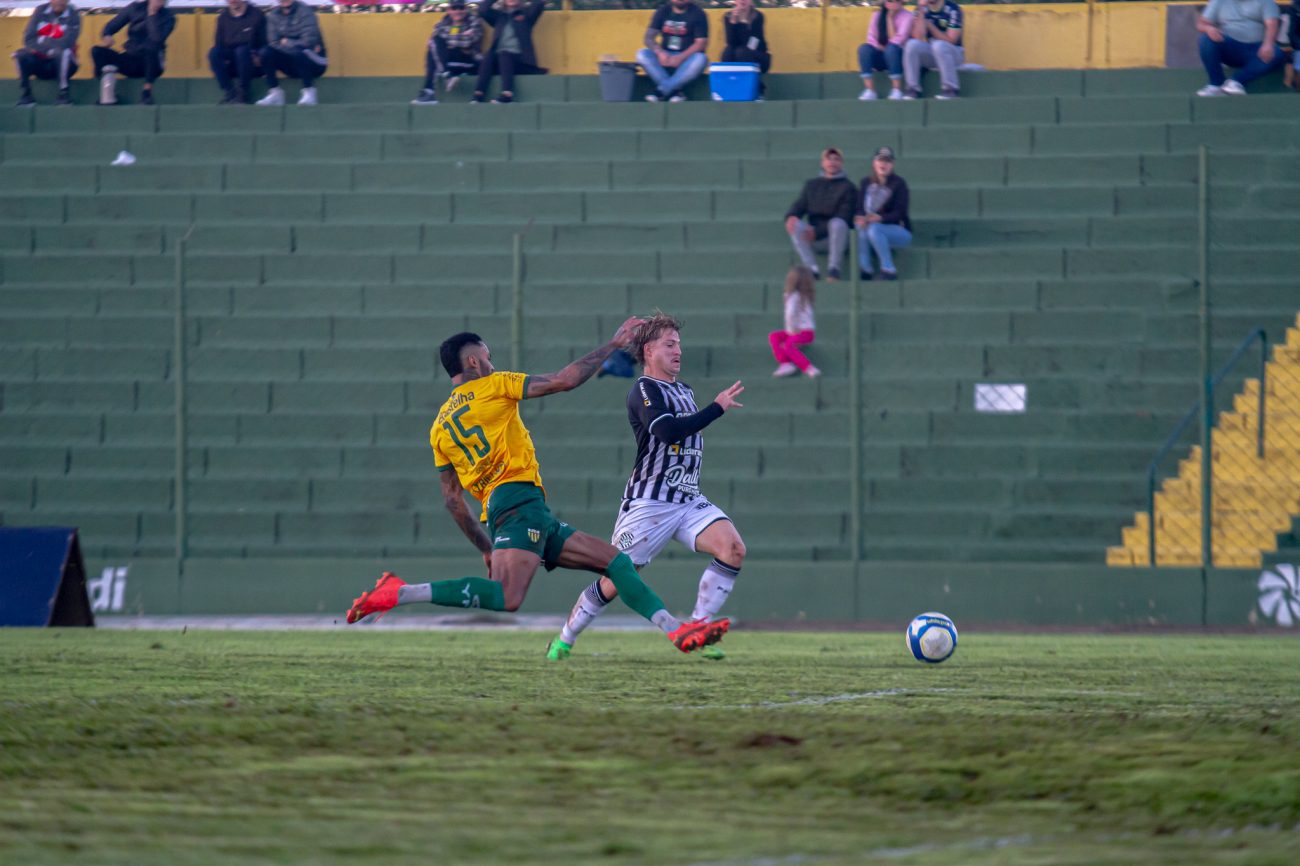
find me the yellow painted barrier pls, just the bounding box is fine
[0,3,1187,80]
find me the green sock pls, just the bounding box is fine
[604,553,675,628]
[427,577,506,611]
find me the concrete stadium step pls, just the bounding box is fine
[7,120,1296,169]
[2,70,1254,116]
[1,153,1285,198]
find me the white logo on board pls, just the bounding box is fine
[88,566,128,613]
[1257,565,1300,627]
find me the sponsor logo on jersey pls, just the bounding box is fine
[663,464,701,496]
[436,389,476,424]
[468,457,509,497]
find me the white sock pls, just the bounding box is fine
[691,560,739,622]
[651,609,682,634]
[396,583,432,605]
[559,580,611,645]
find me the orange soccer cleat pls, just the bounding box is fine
[667,618,730,653]
[345,572,407,624]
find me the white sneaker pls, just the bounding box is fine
[772,363,799,378]
[1221,79,1246,96]
[297,87,318,105]
[668,92,686,103]
[1196,84,1225,97]
[804,365,821,378]
[99,66,118,105]
[858,88,878,101]
[645,93,661,103]
[887,88,903,101]
[256,87,286,106]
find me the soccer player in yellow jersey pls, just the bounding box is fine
[345,318,729,654]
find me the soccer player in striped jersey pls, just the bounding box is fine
[547,313,747,660]
[344,318,729,655]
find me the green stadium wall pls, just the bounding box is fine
[94,556,1281,629]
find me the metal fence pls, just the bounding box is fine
[1118,148,1300,569]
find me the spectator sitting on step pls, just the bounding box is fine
[637,0,710,103]
[857,0,912,101]
[784,147,857,281]
[769,265,820,379]
[256,0,328,106]
[854,146,911,281]
[1196,0,1285,96]
[1282,0,1299,91]
[470,0,548,105]
[92,0,175,106]
[413,0,485,105]
[13,0,80,107]
[903,0,964,100]
[210,0,266,106]
[722,0,770,99]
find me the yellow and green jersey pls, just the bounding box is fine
[430,371,544,521]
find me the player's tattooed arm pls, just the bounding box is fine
[526,316,646,398]
[440,469,492,556]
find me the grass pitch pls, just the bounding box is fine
[2,629,1298,865]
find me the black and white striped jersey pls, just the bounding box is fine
[622,376,707,506]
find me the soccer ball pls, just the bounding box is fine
[906,612,958,664]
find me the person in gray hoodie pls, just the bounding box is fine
[14,0,81,106]
[256,0,329,106]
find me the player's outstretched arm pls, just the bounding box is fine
[525,316,645,399]
[440,469,493,572]
[645,380,744,443]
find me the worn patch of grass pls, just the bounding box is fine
[1,630,1298,865]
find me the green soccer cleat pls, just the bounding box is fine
[545,637,572,660]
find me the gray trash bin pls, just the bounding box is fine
[598,62,638,102]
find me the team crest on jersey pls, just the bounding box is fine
[616,531,636,550]
[527,528,540,543]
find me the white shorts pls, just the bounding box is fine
[611,497,731,567]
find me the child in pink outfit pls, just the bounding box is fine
[769,265,819,378]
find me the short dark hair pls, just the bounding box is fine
[440,332,484,377]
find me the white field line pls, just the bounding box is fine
[679,688,955,711]
[687,824,1300,866]
[96,614,653,631]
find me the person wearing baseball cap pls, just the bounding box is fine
[784,147,857,281]
[854,146,912,281]
[903,0,964,99]
[413,0,484,105]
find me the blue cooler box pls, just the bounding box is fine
[709,63,760,102]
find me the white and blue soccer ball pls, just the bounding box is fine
[906,612,958,664]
